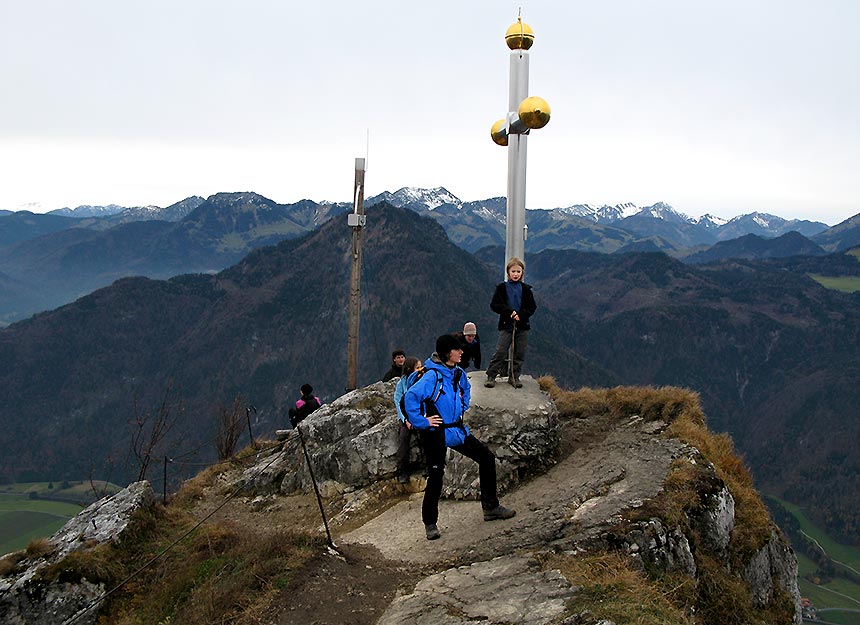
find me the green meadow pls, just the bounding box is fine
[0,496,82,555]
[0,481,120,556]
[808,274,860,293]
[771,497,860,625]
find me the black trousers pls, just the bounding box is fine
[418,429,499,525]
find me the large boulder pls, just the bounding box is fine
[240,374,558,500]
[0,481,155,625]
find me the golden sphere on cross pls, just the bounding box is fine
[505,19,534,50]
[518,96,551,129]
[490,119,509,146]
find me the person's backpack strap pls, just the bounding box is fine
[402,369,448,426]
[400,368,434,425]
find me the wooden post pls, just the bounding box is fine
[346,158,366,391]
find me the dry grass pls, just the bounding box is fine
[31,498,327,625]
[539,377,789,624]
[170,463,233,509]
[665,412,772,557]
[171,441,279,509]
[102,517,324,625]
[539,376,705,426]
[541,551,694,625]
[25,537,56,559]
[0,551,27,577]
[15,470,325,625]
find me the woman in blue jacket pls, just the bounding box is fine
[404,334,516,540]
[393,357,422,483]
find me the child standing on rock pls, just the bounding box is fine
[484,257,537,389]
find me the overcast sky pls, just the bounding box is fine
[1,1,858,224]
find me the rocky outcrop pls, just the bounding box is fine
[241,374,559,501]
[0,481,155,625]
[377,554,577,625]
[746,530,803,617]
[4,377,803,624]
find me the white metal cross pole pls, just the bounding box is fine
[506,44,529,265]
[346,157,366,391]
[490,15,551,274]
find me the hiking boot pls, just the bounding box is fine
[425,523,441,540]
[512,378,523,388]
[483,505,516,521]
[484,377,496,388]
[397,473,410,484]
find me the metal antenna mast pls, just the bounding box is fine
[346,157,366,391]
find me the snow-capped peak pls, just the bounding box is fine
[367,187,462,211]
[694,214,729,228]
[638,201,691,224]
[49,204,128,218]
[396,187,461,210]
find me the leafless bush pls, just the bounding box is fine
[215,396,244,461]
[129,381,182,482]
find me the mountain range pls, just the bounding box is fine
[1,201,859,545]
[2,188,858,325]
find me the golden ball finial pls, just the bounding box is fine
[505,18,534,50]
[518,96,551,129]
[490,119,508,146]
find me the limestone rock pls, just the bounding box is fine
[0,481,156,625]
[377,555,577,625]
[239,375,558,501]
[744,529,803,624]
[51,480,155,559]
[622,518,697,577]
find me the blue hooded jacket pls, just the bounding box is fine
[403,354,472,447]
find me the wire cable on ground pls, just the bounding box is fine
[60,438,291,625]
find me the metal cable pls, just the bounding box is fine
[60,439,288,625]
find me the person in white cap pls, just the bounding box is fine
[455,321,482,370]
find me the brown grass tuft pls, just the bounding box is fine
[170,463,232,508]
[68,498,328,625]
[25,537,56,559]
[0,552,28,577]
[539,379,706,427]
[541,551,694,625]
[544,381,784,623]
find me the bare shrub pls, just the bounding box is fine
[215,396,244,461]
[129,381,183,481]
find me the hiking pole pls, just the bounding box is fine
[508,323,517,386]
[246,405,258,450]
[295,424,336,549]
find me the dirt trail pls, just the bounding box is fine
[208,378,687,624]
[339,404,683,565]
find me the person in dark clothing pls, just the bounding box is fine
[404,334,516,541]
[382,349,406,382]
[484,257,537,389]
[393,357,423,483]
[288,383,321,427]
[455,321,482,370]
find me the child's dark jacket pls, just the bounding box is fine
[490,281,537,331]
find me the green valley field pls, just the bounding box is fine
[769,496,860,625]
[0,481,120,555]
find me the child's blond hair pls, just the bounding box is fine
[506,257,525,275]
